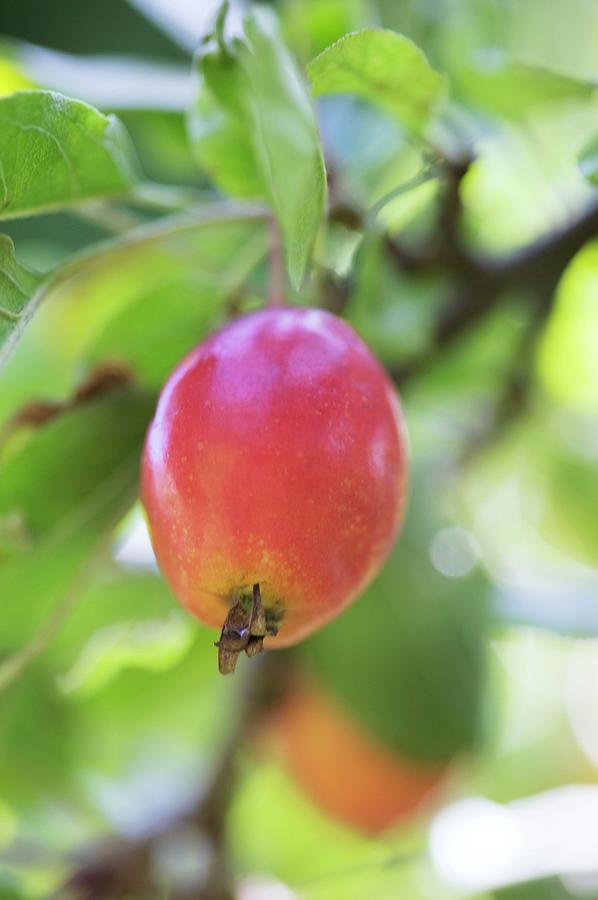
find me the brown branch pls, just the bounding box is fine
[267,217,286,307]
[0,361,135,445]
[389,196,598,387]
[436,154,472,256]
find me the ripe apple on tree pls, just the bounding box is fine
[268,677,448,834]
[142,306,408,673]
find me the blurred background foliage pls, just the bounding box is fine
[1,0,598,898]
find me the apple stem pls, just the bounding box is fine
[267,217,286,308]
[215,583,278,675]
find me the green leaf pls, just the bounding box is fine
[0,388,155,653]
[188,7,327,288]
[308,29,444,134]
[282,0,370,60]
[77,629,238,770]
[0,234,43,360]
[50,567,179,673]
[0,201,266,371]
[86,218,267,387]
[0,90,139,220]
[301,468,491,762]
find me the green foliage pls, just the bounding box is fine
[0,0,597,896]
[308,28,444,133]
[0,91,138,220]
[188,6,327,287]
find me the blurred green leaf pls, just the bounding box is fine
[283,0,369,60]
[454,61,594,121]
[308,29,444,134]
[0,664,74,804]
[0,91,139,220]
[119,110,202,187]
[541,438,598,567]
[188,7,327,288]
[76,628,238,774]
[0,388,155,652]
[49,568,178,672]
[461,405,598,579]
[504,0,598,84]
[494,876,596,899]
[301,470,491,762]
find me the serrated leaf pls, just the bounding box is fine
[301,469,491,762]
[0,389,155,652]
[308,29,444,134]
[0,90,139,220]
[188,8,327,287]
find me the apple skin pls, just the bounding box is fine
[142,307,407,647]
[269,680,447,834]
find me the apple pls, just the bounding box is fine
[268,678,447,834]
[142,307,407,672]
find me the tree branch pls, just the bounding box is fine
[389,196,598,387]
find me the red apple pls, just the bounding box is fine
[269,679,447,834]
[142,307,407,671]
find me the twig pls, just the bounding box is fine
[389,196,598,387]
[267,217,286,307]
[366,167,437,225]
[436,154,472,256]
